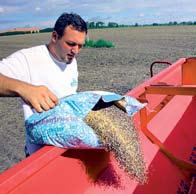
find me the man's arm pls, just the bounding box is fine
[0,73,58,112]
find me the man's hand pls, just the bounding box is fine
[0,74,58,112]
[19,85,58,112]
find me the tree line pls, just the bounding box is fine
[146,21,196,26]
[1,20,196,36]
[88,21,196,28]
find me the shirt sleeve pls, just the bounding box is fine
[0,50,30,83]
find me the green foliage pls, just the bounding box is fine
[84,39,115,48]
[40,28,53,33]
[134,23,139,27]
[85,39,95,47]
[87,22,95,28]
[0,31,31,36]
[95,39,115,48]
[108,22,119,28]
[96,21,104,28]
[87,21,119,29]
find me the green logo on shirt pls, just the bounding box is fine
[71,78,78,87]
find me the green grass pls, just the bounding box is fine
[84,38,115,48]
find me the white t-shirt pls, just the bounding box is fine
[0,45,78,154]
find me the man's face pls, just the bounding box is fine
[52,25,86,64]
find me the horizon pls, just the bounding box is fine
[1,0,196,31]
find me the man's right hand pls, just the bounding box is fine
[19,85,58,112]
[0,74,58,112]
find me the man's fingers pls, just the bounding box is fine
[40,100,50,111]
[48,92,58,105]
[32,96,57,112]
[23,85,59,112]
[45,96,56,108]
[31,98,50,112]
[32,102,43,113]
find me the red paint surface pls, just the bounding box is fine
[0,58,195,194]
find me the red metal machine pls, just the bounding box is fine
[0,58,196,194]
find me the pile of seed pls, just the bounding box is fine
[84,104,147,184]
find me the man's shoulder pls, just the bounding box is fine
[8,45,46,58]
[19,45,47,55]
[4,45,49,65]
[3,45,45,62]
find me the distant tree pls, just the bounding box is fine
[88,22,95,28]
[179,21,193,25]
[134,23,139,27]
[96,21,105,28]
[187,21,193,25]
[108,22,118,27]
[119,24,130,27]
[152,23,159,26]
[0,31,30,36]
[167,21,177,25]
[180,21,187,25]
[40,28,53,33]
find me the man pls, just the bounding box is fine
[0,13,87,155]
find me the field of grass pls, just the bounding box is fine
[1,26,196,172]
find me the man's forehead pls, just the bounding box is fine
[64,25,83,34]
[63,25,87,36]
[63,26,86,40]
[65,25,76,31]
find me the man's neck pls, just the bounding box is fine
[46,43,62,63]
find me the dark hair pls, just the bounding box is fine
[54,12,87,38]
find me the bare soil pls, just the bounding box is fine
[1,26,196,172]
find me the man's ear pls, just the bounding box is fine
[51,31,58,43]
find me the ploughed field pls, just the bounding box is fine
[1,26,196,173]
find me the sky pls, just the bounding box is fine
[0,0,196,31]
